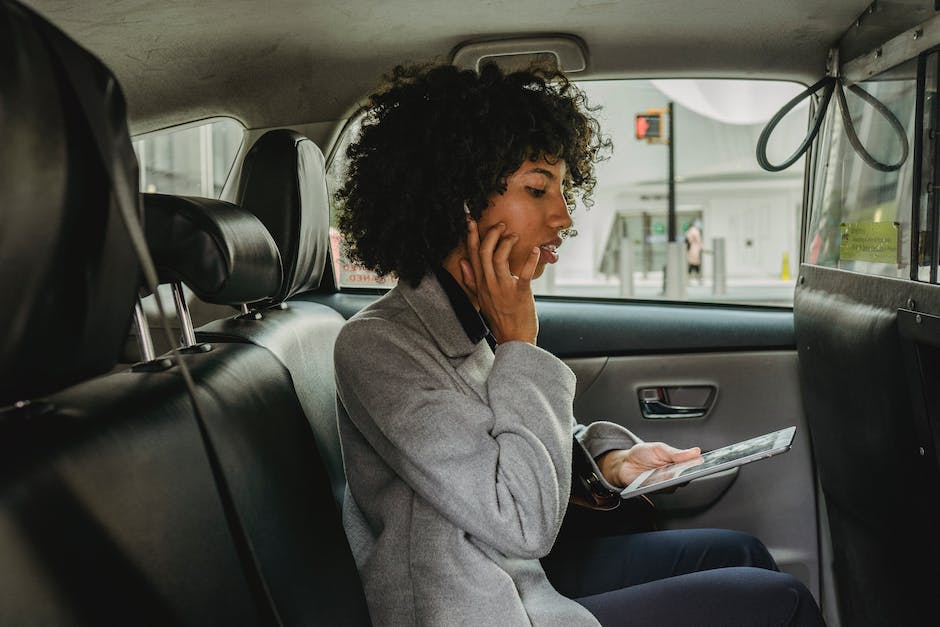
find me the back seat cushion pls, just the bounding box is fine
[197,302,348,506]
[0,371,264,626]
[0,343,371,626]
[181,342,369,625]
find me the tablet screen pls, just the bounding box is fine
[620,426,796,499]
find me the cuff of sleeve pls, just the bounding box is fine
[571,437,621,510]
[576,420,643,459]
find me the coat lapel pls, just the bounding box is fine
[397,274,493,403]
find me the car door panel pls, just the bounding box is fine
[537,298,818,598]
[567,351,817,592]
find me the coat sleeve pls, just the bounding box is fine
[334,317,575,559]
[572,420,644,495]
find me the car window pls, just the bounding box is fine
[132,117,245,314]
[326,116,398,289]
[327,79,808,305]
[133,117,244,198]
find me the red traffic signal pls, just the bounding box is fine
[635,109,666,143]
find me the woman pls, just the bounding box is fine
[334,63,824,626]
[685,219,703,281]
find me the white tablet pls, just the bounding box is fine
[620,426,797,499]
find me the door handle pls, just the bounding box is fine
[638,386,715,419]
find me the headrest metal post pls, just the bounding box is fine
[133,297,156,362]
[240,304,250,315]
[171,282,198,348]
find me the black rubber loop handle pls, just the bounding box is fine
[756,76,836,172]
[757,75,910,173]
[835,81,910,172]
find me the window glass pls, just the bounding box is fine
[550,79,806,306]
[133,118,244,198]
[132,118,245,326]
[328,79,809,305]
[807,60,917,278]
[917,53,937,282]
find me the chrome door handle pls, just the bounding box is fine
[638,386,715,419]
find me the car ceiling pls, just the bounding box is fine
[22,0,935,135]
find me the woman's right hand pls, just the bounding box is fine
[597,442,703,489]
[459,219,540,346]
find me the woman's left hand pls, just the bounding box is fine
[597,442,702,489]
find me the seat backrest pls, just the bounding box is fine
[0,0,140,406]
[143,192,371,624]
[794,264,940,627]
[198,298,348,506]
[1,367,272,625]
[0,2,263,622]
[181,129,349,508]
[1,2,370,624]
[165,339,371,626]
[236,128,333,304]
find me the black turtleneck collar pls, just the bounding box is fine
[433,267,497,352]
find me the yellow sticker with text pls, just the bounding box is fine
[839,222,898,264]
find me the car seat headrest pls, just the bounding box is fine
[143,194,283,306]
[236,129,331,302]
[0,0,141,406]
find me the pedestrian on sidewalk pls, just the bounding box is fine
[685,220,703,284]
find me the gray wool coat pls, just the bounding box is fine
[334,273,640,626]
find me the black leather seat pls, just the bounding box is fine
[1,2,370,624]
[143,193,371,625]
[189,129,350,508]
[0,3,265,622]
[0,0,140,404]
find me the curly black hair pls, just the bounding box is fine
[336,62,610,285]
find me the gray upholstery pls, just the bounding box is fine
[198,302,347,504]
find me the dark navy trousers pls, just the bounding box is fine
[542,528,826,626]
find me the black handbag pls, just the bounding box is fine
[562,438,659,541]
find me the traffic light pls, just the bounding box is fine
[635,109,667,144]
